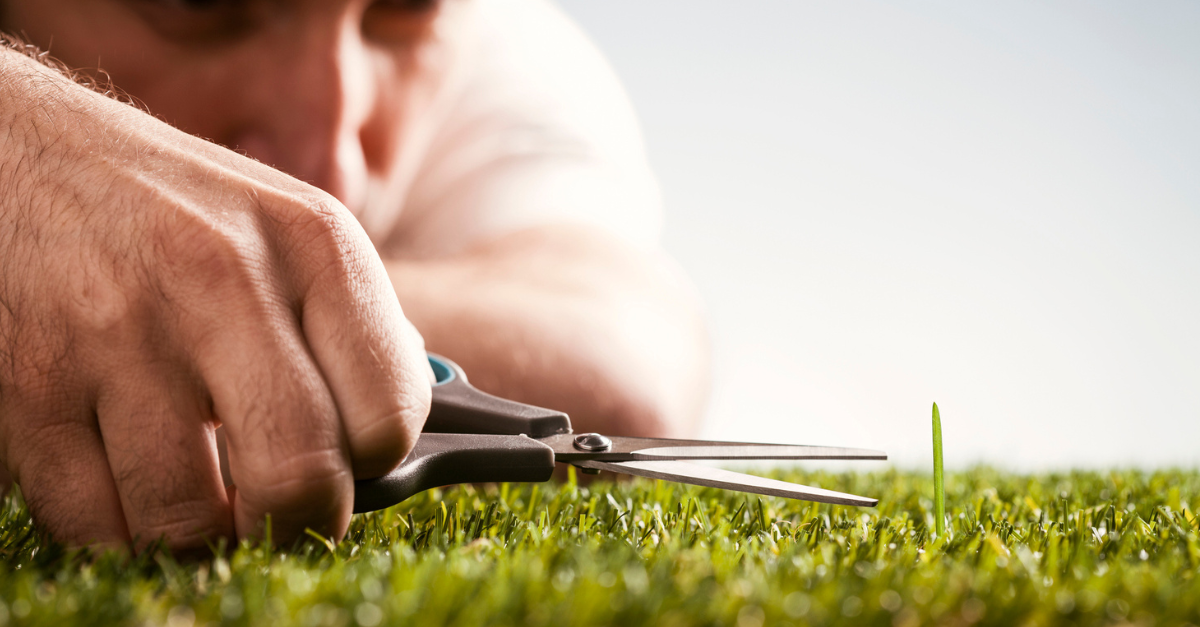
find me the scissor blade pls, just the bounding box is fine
[628,443,887,461]
[541,433,887,462]
[574,460,878,507]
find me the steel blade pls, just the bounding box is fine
[574,460,878,507]
[629,444,887,460]
[541,433,887,462]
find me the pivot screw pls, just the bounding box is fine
[573,433,612,452]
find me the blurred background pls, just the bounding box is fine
[557,0,1200,469]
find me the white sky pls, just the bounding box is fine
[557,0,1200,469]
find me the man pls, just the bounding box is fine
[0,0,707,552]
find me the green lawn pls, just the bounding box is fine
[1,468,1198,626]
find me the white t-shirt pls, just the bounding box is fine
[359,0,663,258]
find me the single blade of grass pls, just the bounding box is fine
[933,401,946,537]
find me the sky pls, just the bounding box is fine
[556,0,1200,469]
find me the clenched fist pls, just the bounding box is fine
[0,49,430,550]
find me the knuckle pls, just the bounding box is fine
[285,197,375,290]
[275,194,349,249]
[61,263,145,339]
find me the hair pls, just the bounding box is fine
[0,32,144,108]
[1,31,62,67]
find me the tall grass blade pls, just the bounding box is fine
[933,402,945,537]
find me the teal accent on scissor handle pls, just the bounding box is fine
[420,353,571,438]
[428,354,456,386]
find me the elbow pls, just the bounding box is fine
[591,292,711,439]
[603,381,706,439]
[516,292,709,440]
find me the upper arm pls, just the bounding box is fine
[376,0,663,259]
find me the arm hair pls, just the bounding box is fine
[0,32,143,109]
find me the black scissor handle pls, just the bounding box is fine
[353,433,555,513]
[424,354,572,438]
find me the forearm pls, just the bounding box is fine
[386,226,709,438]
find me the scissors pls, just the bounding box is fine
[350,354,887,512]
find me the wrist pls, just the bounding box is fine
[0,44,63,153]
[0,45,26,129]
[0,46,88,326]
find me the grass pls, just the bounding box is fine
[933,403,946,537]
[1,468,1199,626]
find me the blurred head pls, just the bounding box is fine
[1,0,453,214]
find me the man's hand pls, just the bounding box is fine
[0,49,430,550]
